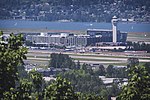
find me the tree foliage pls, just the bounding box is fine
[94,65,106,76]
[0,31,27,98]
[29,69,44,99]
[49,53,75,69]
[127,57,139,67]
[17,79,33,100]
[106,65,114,77]
[78,93,104,100]
[117,65,150,100]
[59,69,104,94]
[106,65,127,78]
[29,69,43,92]
[44,77,78,100]
[126,42,150,53]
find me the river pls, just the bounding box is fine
[0,20,150,32]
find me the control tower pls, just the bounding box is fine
[111,16,118,43]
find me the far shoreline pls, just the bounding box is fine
[0,28,87,35]
[0,19,150,24]
[1,28,150,34]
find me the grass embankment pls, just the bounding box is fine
[27,52,150,60]
[127,32,150,42]
[26,54,150,65]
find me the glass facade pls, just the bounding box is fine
[87,29,127,42]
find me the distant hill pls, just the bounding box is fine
[0,0,150,22]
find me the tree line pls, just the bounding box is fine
[49,53,76,69]
[126,41,150,53]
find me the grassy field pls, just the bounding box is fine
[26,50,150,66]
[1,28,86,35]
[27,51,150,59]
[127,32,150,42]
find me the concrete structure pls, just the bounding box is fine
[40,32,48,36]
[112,16,118,43]
[26,33,102,47]
[87,29,127,43]
[87,16,127,43]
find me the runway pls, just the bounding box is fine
[25,50,150,65]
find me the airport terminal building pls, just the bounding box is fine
[87,29,127,42]
[26,16,128,47]
[26,32,102,47]
[26,30,127,47]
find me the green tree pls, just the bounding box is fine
[44,77,78,100]
[117,65,150,100]
[76,60,81,69]
[49,53,75,69]
[17,79,33,100]
[144,62,150,73]
[127,57,139,67]
[108,83,120,97]
[29,69,44,99]
[81,63,87,71]
[0,32,27,98]
[126,41,133,50]
[78,93,104,100]
[18,65,29,79]
[94,65,106,76]
[106,65,114,77]
[3,88,17,100]
[59,69,104,94]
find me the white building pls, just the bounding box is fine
[111,16,118,43]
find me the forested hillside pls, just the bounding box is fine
[0,0,150,22]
